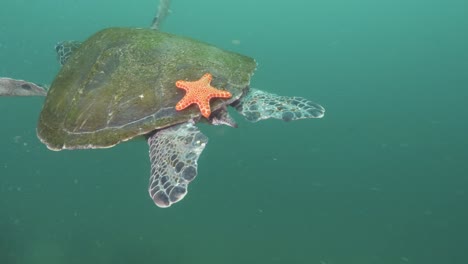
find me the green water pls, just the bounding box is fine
[1,0,467,263]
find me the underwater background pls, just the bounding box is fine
[1,0,467,263]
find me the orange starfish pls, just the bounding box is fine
[175,73,232,118]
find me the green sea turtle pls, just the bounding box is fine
[0,0,325,208]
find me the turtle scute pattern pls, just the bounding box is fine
[236,89,325,122]
[147,122,208,208]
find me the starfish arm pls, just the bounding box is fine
[207,90,232,99]
[197,101,211,118]
[175,97,191,110]
[175,80,190,91]
[200,73,212,84]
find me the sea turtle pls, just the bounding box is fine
[0,0,325,208]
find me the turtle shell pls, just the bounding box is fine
[37,27,256,150]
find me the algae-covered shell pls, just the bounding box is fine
[37,27,256,150]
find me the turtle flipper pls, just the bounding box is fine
[55,41,81,66]
[147,122,208,208]
[150,0,171,30]
[0,77,47,96]
[234,88,325,122]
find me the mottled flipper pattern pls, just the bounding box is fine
[147,122,208,208]
[0,78,47,96]
[55,41,81,66]
[235,88,325,122]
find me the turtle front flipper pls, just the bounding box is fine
[234,88,325,122]
[147,122,208,208]
[0,77,47,96]
[55,41,81,66]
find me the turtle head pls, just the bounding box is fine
[207,106,238,128]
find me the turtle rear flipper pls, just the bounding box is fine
[147,122,207,208]
[0,78,47,96]
[0,42,79,97]
[55,41,82,66]
[234,88,325,122]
